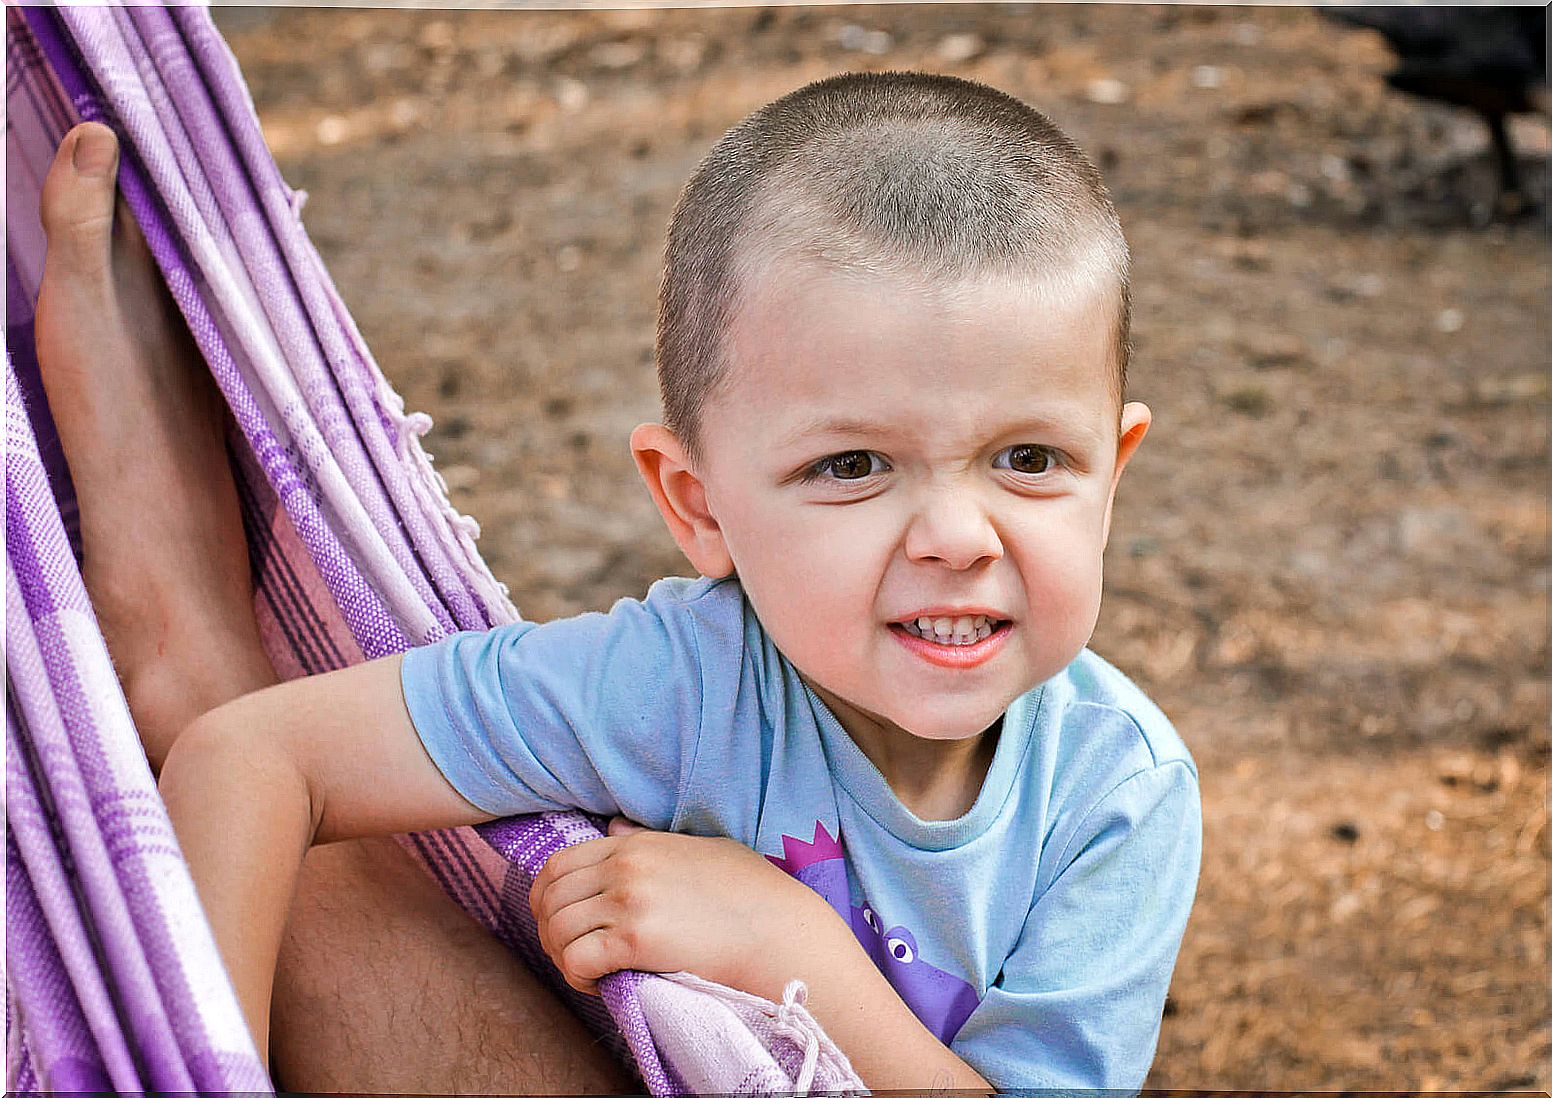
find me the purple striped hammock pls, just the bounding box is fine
[4,6,862,1093]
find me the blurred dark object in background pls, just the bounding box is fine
[1323,7,1548,218]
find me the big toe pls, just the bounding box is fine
[39,122,121,276]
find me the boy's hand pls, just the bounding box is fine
[531,818,992,1088]
[530,817,826,995]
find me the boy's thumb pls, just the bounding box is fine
[607,816,646,837]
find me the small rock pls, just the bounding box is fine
[555,244,583,273]
[660,35,707,72]
[1233,101,1283,126]
[315,115,347,146]
[1085,78,1130,106]
[1191,64,1224,89]
[1435,307,1465,333]
[837,24,893,54]
[1397,505,1467,556]
[1286,181,1313,208]
[362,42,404,76]
[1424,809,1445,831]
[1215,236,1269,270]
[1470,373,1546,405]
[1244,331,1307,369]
[1222,385,1271,417]
[934,32,985,63]
[555,77,590,112]
[1329,821,1361,844]
[1248,168,1288,196]
[1325,273,1385,303]
[438,464,480,492]
[389,98,420,130]
[1434,754,1471,788]
[588,39,648,70]
[1330,891,1362,922]
[537,475,571,502]
[1232,22,1262,47]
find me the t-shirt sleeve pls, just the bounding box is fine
[952,759,1202,1089]
[398,584,714,828]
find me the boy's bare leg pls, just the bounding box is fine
[35,122,632,1094]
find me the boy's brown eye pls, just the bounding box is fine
[1006,445,1052,474]
[799,450,889,485]
[828,452,875,479]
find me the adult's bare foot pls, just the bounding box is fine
[34,122,276,766]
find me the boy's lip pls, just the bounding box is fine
[888,619,1012,669]
[889,606,1011,624]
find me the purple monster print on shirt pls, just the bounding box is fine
[765,822,981,1043]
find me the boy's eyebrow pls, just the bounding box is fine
[779,411,1101,449]
[778,416,887,447]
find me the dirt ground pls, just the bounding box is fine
[216,5,1548,1090]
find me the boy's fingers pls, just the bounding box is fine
[545,894,617,961]
[532,835,615,896]
[561,926,633,991]
[530,861,610,924]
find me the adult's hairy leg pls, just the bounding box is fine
[35,122,632,1094]
[272,837,632,1093]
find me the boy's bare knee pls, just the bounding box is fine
[270,836,632,1094]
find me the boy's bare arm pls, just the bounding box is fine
[736,890,994,1088]
[158,654,493,1058]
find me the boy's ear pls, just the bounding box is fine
[1101,401,1152,548]
[629,423,735,579]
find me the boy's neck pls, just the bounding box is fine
[807,678,1003,822]
[888,718,1002,823]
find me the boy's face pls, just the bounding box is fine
[640,256,1149,746]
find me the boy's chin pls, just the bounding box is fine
[895,705,1008,742]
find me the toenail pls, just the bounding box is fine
[71,123,119,176]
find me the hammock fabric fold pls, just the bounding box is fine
[4,7,860,1093]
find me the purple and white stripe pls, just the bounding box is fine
[5,6,860,1094]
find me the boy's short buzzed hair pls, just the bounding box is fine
[657,70,1133,466]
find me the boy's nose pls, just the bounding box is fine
[903,488,1004,571]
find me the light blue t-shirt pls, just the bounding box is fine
[400,574,1201,1088]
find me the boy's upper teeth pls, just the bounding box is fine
[915,614,992,635]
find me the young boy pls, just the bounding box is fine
[35,71,1199,1090]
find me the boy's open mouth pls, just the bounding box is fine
[889,614,1010,647]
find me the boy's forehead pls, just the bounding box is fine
[709,254,1122,448]
[723,252,1119,393]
